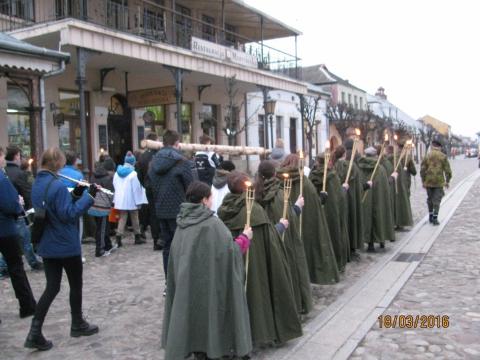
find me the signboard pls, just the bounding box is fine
[191,37,258,69]
[128,86,176,108]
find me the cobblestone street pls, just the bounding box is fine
[0,158,477,359]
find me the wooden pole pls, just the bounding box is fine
[244,181,254,291]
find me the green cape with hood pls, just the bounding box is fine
[256,177,313,314]
[382,155,396,225]
[395,157,416,227]
[277,166,339,284]
[334,158,365,250]
[218,193,302,346]
[309,167,349,272]
[162,203,252,359]
[357,156,395,244]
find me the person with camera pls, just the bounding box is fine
[24,148,99,351]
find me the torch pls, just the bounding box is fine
[403,140,413,169]
[362,133,388,202]
[322,141,331,193]
[344,128,361,185]
[281,173,292,243]
[299,150,304,238]
[244,180,255,290]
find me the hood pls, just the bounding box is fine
[154,147,185,175]
[212,169,230,189]
[93,165,109,179]
[218,192,269,229]
[277,166,301,183]
[116,164,134,178]
[309,167,336,191]
[176,203,214,229]
[357,156,377,171]
[257,177,280,207]
[270,147,285,161]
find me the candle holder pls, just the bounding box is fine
[244,180,255,290]
[322,141,331,193]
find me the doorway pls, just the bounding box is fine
[107,94,132,166]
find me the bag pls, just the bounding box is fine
[31,176,56,244]
[88,190,114,217]
[108,207,120,223]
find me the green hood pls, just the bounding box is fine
[277,166,302,183]
[357,156,377,171]
[309,167,337,194]
[217,192,270,230]
[177,203,214,229]
[257,177,281,207]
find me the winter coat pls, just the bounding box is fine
[135,148,157,189]
[218,193,302,346]
[5,162,32,209]
[162,203,252,359]
[210,169,230,214]
[91,165,114,192]
[31,170,93,258]
[0,169,23,237]
[394,157,416,227]
[113,164,147,210]
[59,165,83,188]
[420,148,452,187]
[148,147,193,219]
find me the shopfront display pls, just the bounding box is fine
[7,84,31,156]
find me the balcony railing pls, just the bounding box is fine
[0,0,301,80]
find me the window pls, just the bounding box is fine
[58,91,90,157]
[201,104,218,143]
[348,93,352,105]
[224,23,236,47]
[276,116,283,140]
[176,4,192,48]
[7,84,31,157]
[359,97,363,109]
[106,0,128,30]
[341,91,346,104]
[179,103,192,143]
[56,0,87,20]
[354,95,358,109]
[144,105,166,137]
[141,7,165,40]
[202,14,216,42]
[258,114,265,147]
[1,0,34,21]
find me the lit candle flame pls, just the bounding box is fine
[384,133,389,142]
[28,158,33,165]
[355,128,361,136]
[100,148,105,153]
[325,140,330,150]
[282,173,289,179]
[245,181,252,188]
[299,150,304,159]
[394,134,398,141]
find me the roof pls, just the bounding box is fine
[0,32,70,61]
[367,93,418,128]
[420,115,451,136]
[301,64,366,92]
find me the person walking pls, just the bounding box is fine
[421,138,452,225]
[194,134,222,186]
[0,146,37,321]
[3,146,43,271]
[24,147,98,351]
[113,151,147,247]
[149,130,193,280]
[210,160,235,214]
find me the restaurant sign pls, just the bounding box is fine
[128,86,176,107]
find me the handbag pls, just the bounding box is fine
[31,176,56,244]
[108,207,120,223]
[88,190,114,217]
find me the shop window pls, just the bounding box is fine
[201,104,218,143]
[180,103,192,143]
[143,105,166,137]
[7,83,31,156]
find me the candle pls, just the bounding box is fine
[345,129,360,184]
[322,141,330,193]
[282,174,292,219]
[244,180,255,291]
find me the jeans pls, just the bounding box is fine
[159,219,177,277]
[34,256,83,322]
[95,216,112,253]
[0,218,40,271]
[0,234,36,312]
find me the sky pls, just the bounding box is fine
[246,0,480,139]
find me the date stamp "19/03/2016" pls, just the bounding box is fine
[378,315,450,329]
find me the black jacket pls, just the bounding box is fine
[91,165,114,192]
[135,149,157,188]
[5,162,32,209]
[148,147,193,219]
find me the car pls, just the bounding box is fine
[466,148,479,158]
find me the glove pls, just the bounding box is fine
[88,184,98,198]
[72,184,88,198]
[319,191,328,205]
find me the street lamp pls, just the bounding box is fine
[265,99,277,149]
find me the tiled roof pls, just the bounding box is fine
[301,64,366,92]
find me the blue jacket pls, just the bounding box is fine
[59,165,83,188]
[0,170,22,237]
[148,147,193,219]
[32,171,93,258]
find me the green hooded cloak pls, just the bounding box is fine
[277,166,339,285]
[162,203,252,360]
[357,156,395,244]
[218,193,302,346]
[334,158,365,250]
[256,177,313,314]
[382,155,396,225]
[309,167,349,272]
[394,157,416,227]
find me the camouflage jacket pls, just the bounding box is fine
[420,148,452,187]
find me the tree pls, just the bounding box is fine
[325,103,356,140]
[418,121,437,153]
[299,95,321,164]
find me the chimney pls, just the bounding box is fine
[375,87,387,100]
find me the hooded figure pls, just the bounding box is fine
[278,155,339,285]
[394,143,416,228]
[255,161,313,315]
[309,155,349,272]
[357,147,395,250]
[218,171,302,347]
[162,182,252,360]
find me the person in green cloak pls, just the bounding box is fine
[358,147,395,252]
[254,160,313,315]
[394,141,417,230]
[309,153,349,272]
[162,181,253,360]
[382,145,397,231]
[218,171,303,347]
[335,139,365,257]
[278,154,339,285]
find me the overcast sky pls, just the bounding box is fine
[246,0,480,138]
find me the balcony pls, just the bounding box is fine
[1,0,302,80]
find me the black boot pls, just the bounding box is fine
[432,213,440,226]
[153,238,163,251]
[380,242,385,249]
[24,318,53,351]
[429,213,434,224]
[71,314,99,337]
[134,234,146,245]
[367,242,376,253]
[116,235,122,248]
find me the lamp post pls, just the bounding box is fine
[265,99,277,149]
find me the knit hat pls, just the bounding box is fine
[365,147,377,156]
[124,151,136,166]
[344,139,354,150]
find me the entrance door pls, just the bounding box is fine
[289,117,297,154]
[107,95,132,166]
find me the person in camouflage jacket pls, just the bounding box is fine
[420,139,452,225]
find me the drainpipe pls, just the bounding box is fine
[40,60,66,151]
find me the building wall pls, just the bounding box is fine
[336,84,368,110]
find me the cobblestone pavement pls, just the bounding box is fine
[0,158,476,359]
[351,161,480,360]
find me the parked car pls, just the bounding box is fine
[466,148,479,158]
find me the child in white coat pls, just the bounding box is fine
[113,151,148,247]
